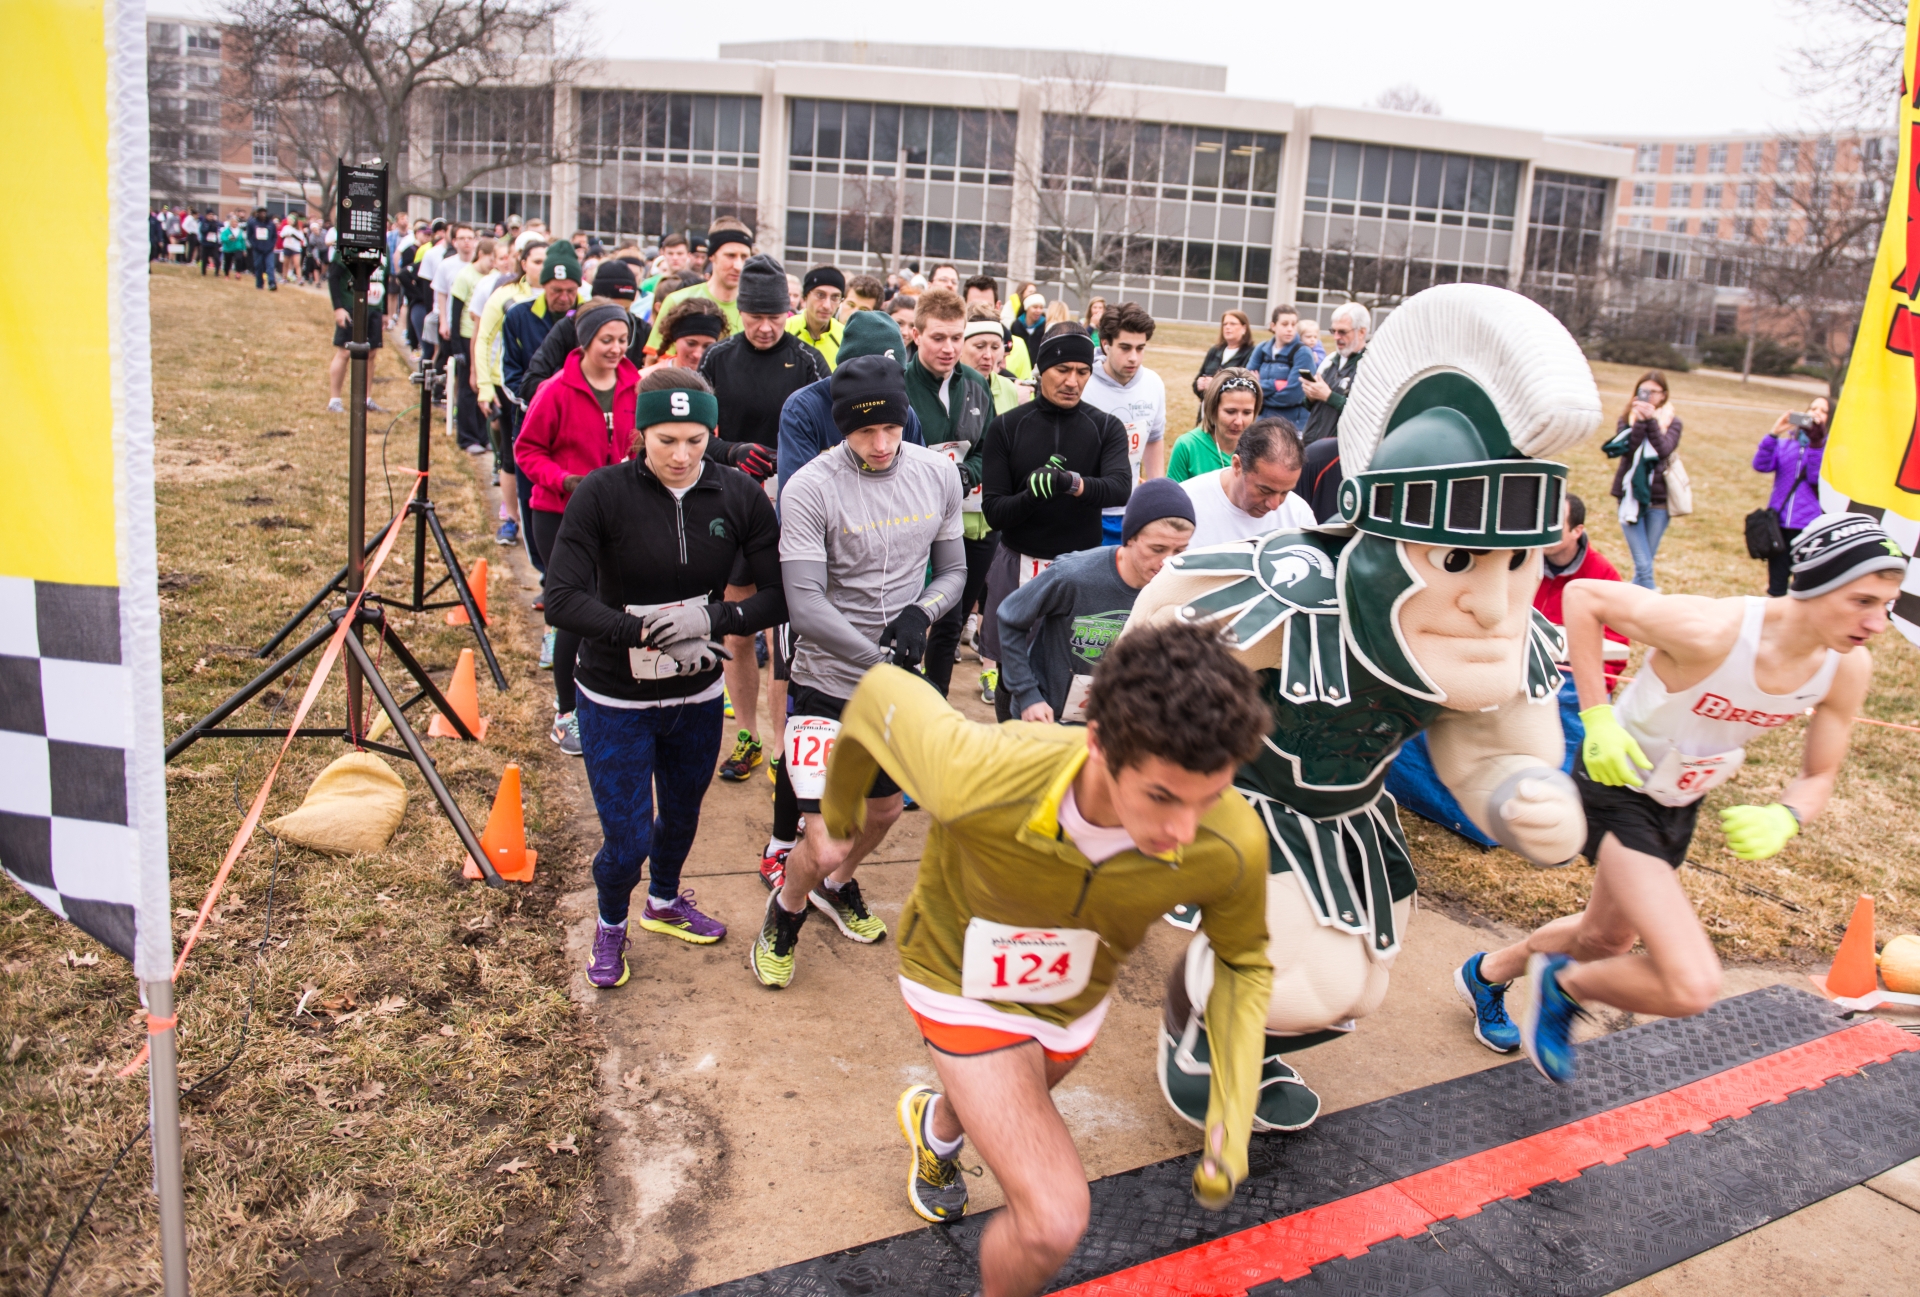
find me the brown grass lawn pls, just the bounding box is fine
[1145,324,1920,961]
[3,267,597,1295]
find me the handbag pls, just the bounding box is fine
[1744,459,1807,560]
[1663,453,1693,516]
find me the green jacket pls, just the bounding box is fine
[906,358,995,540]
[827,665,1273,1181]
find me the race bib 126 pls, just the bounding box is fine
[959,918,1100,1004]
[783,715,842,800]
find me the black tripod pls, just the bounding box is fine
[167,253,505,887]
[255,355,507,692]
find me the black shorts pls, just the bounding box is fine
[787,683,898,812]
[1576,758,1702,869]
[333,315,384,348]
[771,622,792,683]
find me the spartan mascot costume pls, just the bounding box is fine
[1135,284,1603,1132]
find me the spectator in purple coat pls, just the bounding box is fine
[1752,395,1831,596]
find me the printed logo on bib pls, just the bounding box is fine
[960,918,1099,1004]
[1691,693,1803,728]
[782,715,842,800]
[1639,746,1746,808]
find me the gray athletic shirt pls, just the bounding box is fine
[779,441,966,698]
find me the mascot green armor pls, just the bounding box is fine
[1131,284,1603,1132]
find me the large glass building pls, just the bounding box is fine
[438,41,1636,326]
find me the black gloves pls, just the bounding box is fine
[1027,453,1074,499]
[731,442,776,480]
[877,604,933,668]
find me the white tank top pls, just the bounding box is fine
[1615,597,1838,768]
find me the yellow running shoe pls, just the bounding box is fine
[808,877,887,943]
[896,1085,968,1222]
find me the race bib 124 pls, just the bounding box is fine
[959,918,1100,1004]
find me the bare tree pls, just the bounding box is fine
[1791,0,1904,121]
[1369,83,1442,116]
[224,0,582,207]
[838,172,907,274]
[1021,59,1157,308]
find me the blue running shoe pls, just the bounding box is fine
[1454,952,1519,1053]
[1521,952,1587,1084]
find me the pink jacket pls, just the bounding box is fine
[514,350,640,513]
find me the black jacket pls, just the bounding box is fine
[1303,348,1363,445]
[519,306,650,404]
[1192,341,1255,398]
[980,395,1132,559]
[543,458,786,704]
[697,331,829,450]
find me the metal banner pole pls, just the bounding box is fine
[144,978,190,1296]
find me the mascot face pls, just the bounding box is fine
[1397,543,1540,712]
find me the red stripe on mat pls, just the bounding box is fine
[1058,1020,1918,1297]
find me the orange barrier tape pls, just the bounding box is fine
[145,1014,177,1034]
[121,475,425,1079]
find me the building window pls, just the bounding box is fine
[1816,137,1836,170]
[186,27,220,53]
[1702,183,1722,208]
[1738,182,1756,209]
[1523,170,1609,304]
[253,107,275,135]
[432,88,557,231]
[252,140,277,168]
[1665,217,1689,233]
[1669,183,1691,208]
[186,98,219,123]
[1776,140,1800,173]
[575,90,760,242]
[148,22,179,51]
[1771,184,1793,212]
[1630,214,1652,229]
[1635,143,1660,173]
[187,167,219,190]
[1707,142,1728,173]
[1741,142,1762,173]
[1673,143,1696,173]
[1865,136,1890,165]
[1632,182,1654,206]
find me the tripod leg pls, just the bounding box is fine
[378,621,477,741]
[253,516,394,658]
[344,632,504,887]
[425,506,510,690]
[167,620,338,762]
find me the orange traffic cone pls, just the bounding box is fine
[464,763,537,882]
[1812,894,1879,999]
[427,648,490,740]
[447,558,489,626]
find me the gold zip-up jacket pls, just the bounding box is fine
[824,665,1273,1181]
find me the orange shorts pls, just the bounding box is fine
[910,1009,1092,1065]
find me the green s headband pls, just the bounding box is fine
[635,387,719,433]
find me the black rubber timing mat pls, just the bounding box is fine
[687,985,1920,1296]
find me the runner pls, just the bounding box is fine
[645,219,751,357]
[1081,302,1168,545]
[1167,368,1261,483]
[1179,418,1314,548]
[819,621,1271,1290]
[752,355,966,988]
[542,367,786,986]
[1459,513,1905,1082]
[786,266,845,367]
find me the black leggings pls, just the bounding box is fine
[530,509,580,714]
[923,533,999,698]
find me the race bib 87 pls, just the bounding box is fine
[783,715,842,800]
[959,918,1099,1004]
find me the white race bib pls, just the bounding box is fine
[960,918,1100,1004]
[1123,422,1145,485]
[624,599,702,680]
[1060,674,1094,724]
[1017,554,1054,586]
[1639,746,1746,808]
[782,715,842,800]
[930,440,984,514]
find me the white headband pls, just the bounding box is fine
[964,319,1006,341]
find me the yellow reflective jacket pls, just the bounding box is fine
[825,665,1272,1181]
[786,314,843,368]
[474,279,539,405]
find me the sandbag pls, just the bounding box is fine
[266,751,407,855]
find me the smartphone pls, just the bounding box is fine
[1786,411,1813,429]
[1635,385,1655,402]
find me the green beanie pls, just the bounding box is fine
[838,310,905,365]
[541,242,582,285]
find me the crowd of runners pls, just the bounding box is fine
[277,208,1908,1296]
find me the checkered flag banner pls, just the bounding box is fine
[0,0,171,980]
[1818,4,1920,649]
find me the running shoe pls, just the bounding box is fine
[638,889,726,944]
[767,753,780,786]
[962,613,981,658]
[326,397,345,414]
[550,711,582,757]
[495,518,519,547]
[585,921,630,989]
[759,843,791,892]
[750,893,809,988]
[1454,952,1520,1054]
[365,398,385,413]
[464,442,489,456]
[808,877,887,943]
[538,627,556,670]
[1520,952,1587,1084]
[901,791,919,812]
[719,730,762,781]
[979,669,998,705]
[896,1085,968,1223]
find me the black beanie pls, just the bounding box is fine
[1788,512,1908,598]
[802,265,847,297]
[831,354,910,435]
[590,257,637,302]
[737,253,791,314]
[1036,328,1096,373]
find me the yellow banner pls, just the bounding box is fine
[1825,2,1920,520]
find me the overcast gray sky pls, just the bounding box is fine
[158,0,1877,137]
